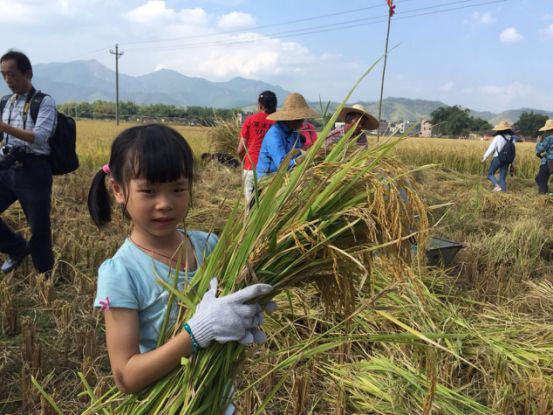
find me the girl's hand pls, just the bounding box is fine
[187,278,274,348]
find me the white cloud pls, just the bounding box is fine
[159,33,315,80]
[542,14,553,21]
[471,11,496,25]
[0,0,39,23]
[119,4,323,83]
[499,27,523,43]
[479,81,534,108]
[217,12,255,30]
[439,82,454,92]
[126,1,176,24]
[542,23,553,40]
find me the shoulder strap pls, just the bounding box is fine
[29,90,47,125]
[0,95,9,142]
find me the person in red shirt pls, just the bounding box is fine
[237,91,276,203]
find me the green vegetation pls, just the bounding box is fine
[513,111,549,138]
[430,105,492,137]
[57,101,241,125]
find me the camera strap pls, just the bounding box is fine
[21,87,36,130]
[5,87,36,148]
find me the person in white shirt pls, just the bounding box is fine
[481,120,516,192]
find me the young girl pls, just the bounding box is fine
[87,124,273,408]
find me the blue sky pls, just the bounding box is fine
[0,0,551,113]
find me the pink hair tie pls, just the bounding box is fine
[102,164,111,175]
[99,296,110,311]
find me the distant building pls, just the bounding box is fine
[481,131,495,141]
[392,120,414,135]
[419,120,432,137]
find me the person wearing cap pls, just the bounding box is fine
[481,120,517,192]
[535,119,553,194]
[237,91,277,203]
[325,104,379,147]
[256,92,319,178]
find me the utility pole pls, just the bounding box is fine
[109,43,124,125]
[377,1,395,142]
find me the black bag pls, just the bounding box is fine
[0,89,78,175]
[497,135,516,165]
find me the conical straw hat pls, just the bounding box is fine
[492,120,512,131]
[267,93,319,121]
[338,104,379,130]
[538,119,553,132]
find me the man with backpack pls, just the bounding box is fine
[481,120,517,192]
[0,50,58,274]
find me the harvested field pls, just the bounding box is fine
[0,120,552,414]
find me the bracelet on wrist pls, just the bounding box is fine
[183,322,201,353]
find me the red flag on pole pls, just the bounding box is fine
[386,0,396,16]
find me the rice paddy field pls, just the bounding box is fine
[1,119,552,414]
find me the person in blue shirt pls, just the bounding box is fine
[535,119,553,194]
[87,124,274,411]
[256,92,319,178]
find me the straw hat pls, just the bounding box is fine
[538,119,553,132]
[338,104,379,131]
[492,120,512,131]
[267,92,319,121]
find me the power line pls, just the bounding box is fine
[121,0,420,47]
[62,0,505,62]
[65,1,422,60]
[122,0,506,53]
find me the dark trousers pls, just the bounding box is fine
[535,163,551,194]
[0,157,54,272]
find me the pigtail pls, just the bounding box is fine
[88,168,112,227]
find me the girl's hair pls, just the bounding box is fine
[88,124,194,227]
[258,90,277,114]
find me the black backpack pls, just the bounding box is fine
[0,89,78,175]
[497,135,516,165]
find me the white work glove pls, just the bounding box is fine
[187,278,274,348]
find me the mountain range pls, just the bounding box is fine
[0,59,551,124]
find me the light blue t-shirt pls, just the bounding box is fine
[94,230,218,353]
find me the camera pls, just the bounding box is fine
[0,146,26,169]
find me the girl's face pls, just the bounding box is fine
[112,176,190,242]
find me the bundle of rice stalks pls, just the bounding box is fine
[60,66,429,414]
[278,254,553,414]
[207,115,241,155]
[325,356,490,414]
[461,305,553,413]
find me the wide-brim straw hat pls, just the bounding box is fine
[338,104,379,131]
[538,119,553,132]
[267,92,319,121]
[492,120,512,131]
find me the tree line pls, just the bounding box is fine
[430,105,549,138]
[59,100,549,137]
[57,101,242,125]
